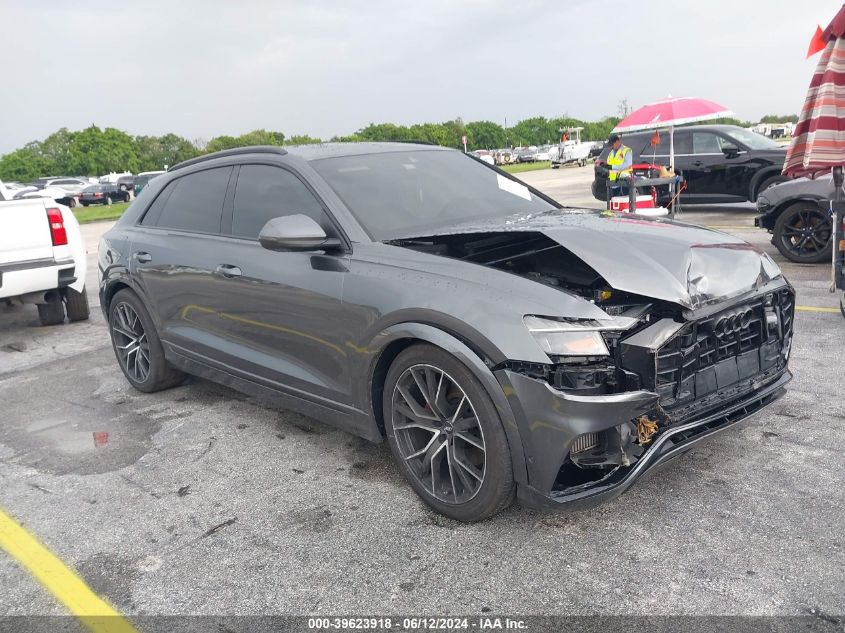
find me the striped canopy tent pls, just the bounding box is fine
[783,4,845,178]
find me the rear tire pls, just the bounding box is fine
[108,289,185,392]
[65,286,90,322]
[382,344,514,522]
[37,300,64,326]
[757,175,788,199]
[81,202,89,207]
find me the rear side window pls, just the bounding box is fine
[638,132,669,156]
[231,164,326,239]
[143,167,231,233]
[692,132,722,154]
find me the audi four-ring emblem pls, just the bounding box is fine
[713,308,753,338]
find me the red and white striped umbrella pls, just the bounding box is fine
[783,4,845,178]
[613,97,733,133]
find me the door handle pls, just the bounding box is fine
[134,251,152,263]
[215,264,242,278]
[692,160,704,167]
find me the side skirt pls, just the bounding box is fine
[165,346,383,443]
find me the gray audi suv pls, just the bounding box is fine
[98,143,794,521]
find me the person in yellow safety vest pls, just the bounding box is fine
[605,133,632,181]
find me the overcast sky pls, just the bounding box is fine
[0,0,841,153]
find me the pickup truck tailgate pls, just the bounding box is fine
[0,199,53,265]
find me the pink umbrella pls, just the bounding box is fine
[613,97,734,168]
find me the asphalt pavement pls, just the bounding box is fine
[0,166,842,621]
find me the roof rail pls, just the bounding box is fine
[169,146,288,172]
[387,139,438,146]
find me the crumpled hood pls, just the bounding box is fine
[396,210,785,310]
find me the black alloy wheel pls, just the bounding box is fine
[774,203,832,264]
[383,345,514,521]
[111,301,151,384]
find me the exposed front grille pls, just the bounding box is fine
[655,289,793,410]
[571,432,601,454]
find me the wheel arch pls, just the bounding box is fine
[770,196,826,223]
[750,167,786,201]
[102,277,149,320]
[366,323,529,485]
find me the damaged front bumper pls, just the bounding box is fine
[496,367,791,511]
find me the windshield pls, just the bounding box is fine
[724,127,781,150]
[311,150,557,240]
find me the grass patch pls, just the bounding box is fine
[500,161,552,174]
[73,201,130,224]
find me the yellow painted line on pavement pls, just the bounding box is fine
[0,508,138,633]
[796,305,841,313]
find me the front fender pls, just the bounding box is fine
[364,322,529,486]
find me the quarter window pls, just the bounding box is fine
[231,164,327,239]
[144,167,231,233]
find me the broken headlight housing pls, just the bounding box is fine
[523,314,642,358]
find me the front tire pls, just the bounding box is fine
[383,344,514,521]
[64,286,90,322]
[108,289,185,392]
[773,202,832,264]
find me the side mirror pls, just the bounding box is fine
[258,214,342,252]
[722,143,740,157]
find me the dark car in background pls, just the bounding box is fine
[116,174,135,193]
[98,144,793,521]
[80,183,130,206]
[755,174,833,263]
[133,171,166,195]
[592,125,787,205]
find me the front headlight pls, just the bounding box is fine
[524,315,642,357]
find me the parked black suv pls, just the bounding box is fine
[99,144,793,521]
[592,125,787,205]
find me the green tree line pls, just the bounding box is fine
[0,126,322,181]
[0,112,790,181]
[759,114,799,124]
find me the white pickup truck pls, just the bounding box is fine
[1,180,89,325]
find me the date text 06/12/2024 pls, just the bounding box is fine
[307,617,528,630]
